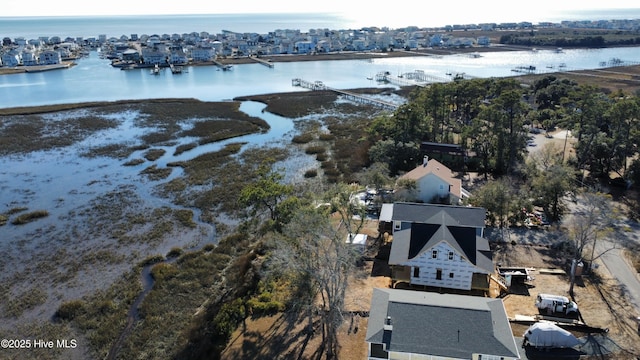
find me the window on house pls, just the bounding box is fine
[436,269,442,280]
[448,251,454,260]
[449,272,454,278]
[413,267,420,278]
[432,250,438,259]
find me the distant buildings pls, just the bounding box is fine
[2,17,640,68]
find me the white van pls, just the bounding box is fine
[535,293,578,316]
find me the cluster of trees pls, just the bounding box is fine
[222,74,640,358]
[500,33,607,47]
[499,32,640,48]
[239,167,366,358]
[368,78,530,176]
[368,75,640,220]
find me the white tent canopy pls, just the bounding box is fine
[523,322,581,348]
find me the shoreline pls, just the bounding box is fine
[0,43,624,76]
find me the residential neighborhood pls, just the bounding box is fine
[2,17,640,68]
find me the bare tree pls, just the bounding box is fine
[275,204,361,359]
[564,191,618,296]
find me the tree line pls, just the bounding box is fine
[367,76,640,221]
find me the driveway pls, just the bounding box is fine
[527,129,574,157]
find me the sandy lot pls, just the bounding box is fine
[224,222,640,360]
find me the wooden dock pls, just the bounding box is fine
[250,56,274,68]
[291,78,399,111]
[212,59,233,71]
[23,62,73,73]
[375,70,448,87]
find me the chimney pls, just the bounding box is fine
[383,316,393,332]
[423,155,429,167]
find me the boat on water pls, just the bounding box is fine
[150,64,160,75]
[170,64,183,74]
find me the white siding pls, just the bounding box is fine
[416,174,449,203]
[403,241,477,290]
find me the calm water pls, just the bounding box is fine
[2,46,640,109]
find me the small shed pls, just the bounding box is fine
[498,267,533,286]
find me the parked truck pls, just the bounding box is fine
[535,293,579,318]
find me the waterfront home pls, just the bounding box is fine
[352,38,368,51]
[379,202,501,295]
[141,47,167,65]
[169,49,189,65]
[122,49,140,62]
[316,40,331,53]
[21,49,38,66]
[190,46,215,62]
[39,50,61,65]
[294,40,314,54]
[278,40,295,54]
[1,51,20,67]
[366,288,520,360]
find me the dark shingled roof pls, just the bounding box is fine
[366,289,520,359]
[391,202,485,228]
[388,204,493,273]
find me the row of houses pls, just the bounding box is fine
[2,26,494,68]
[361,157,521,359]
[3,16,640,66]
[0,40,80,67]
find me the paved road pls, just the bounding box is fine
[595,237,640,312]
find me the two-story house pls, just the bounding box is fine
[396,157,470,205]
[379,202,499,295]
[366,288,520,360]
[39,50,61,65]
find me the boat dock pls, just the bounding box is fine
[23,62,73,73]
[250,56,274,68]
[292,78,399,111]
[375,70,448,87]
[212,59,233,71]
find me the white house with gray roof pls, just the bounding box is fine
[380,202,499,293]
[366,288,520,360]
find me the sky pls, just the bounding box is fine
[4,0,640,27]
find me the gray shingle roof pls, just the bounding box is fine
[387,203,493,273]
[366,288,520,359]
[390,202,485,227]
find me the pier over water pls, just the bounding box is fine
[291,78,399,110]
